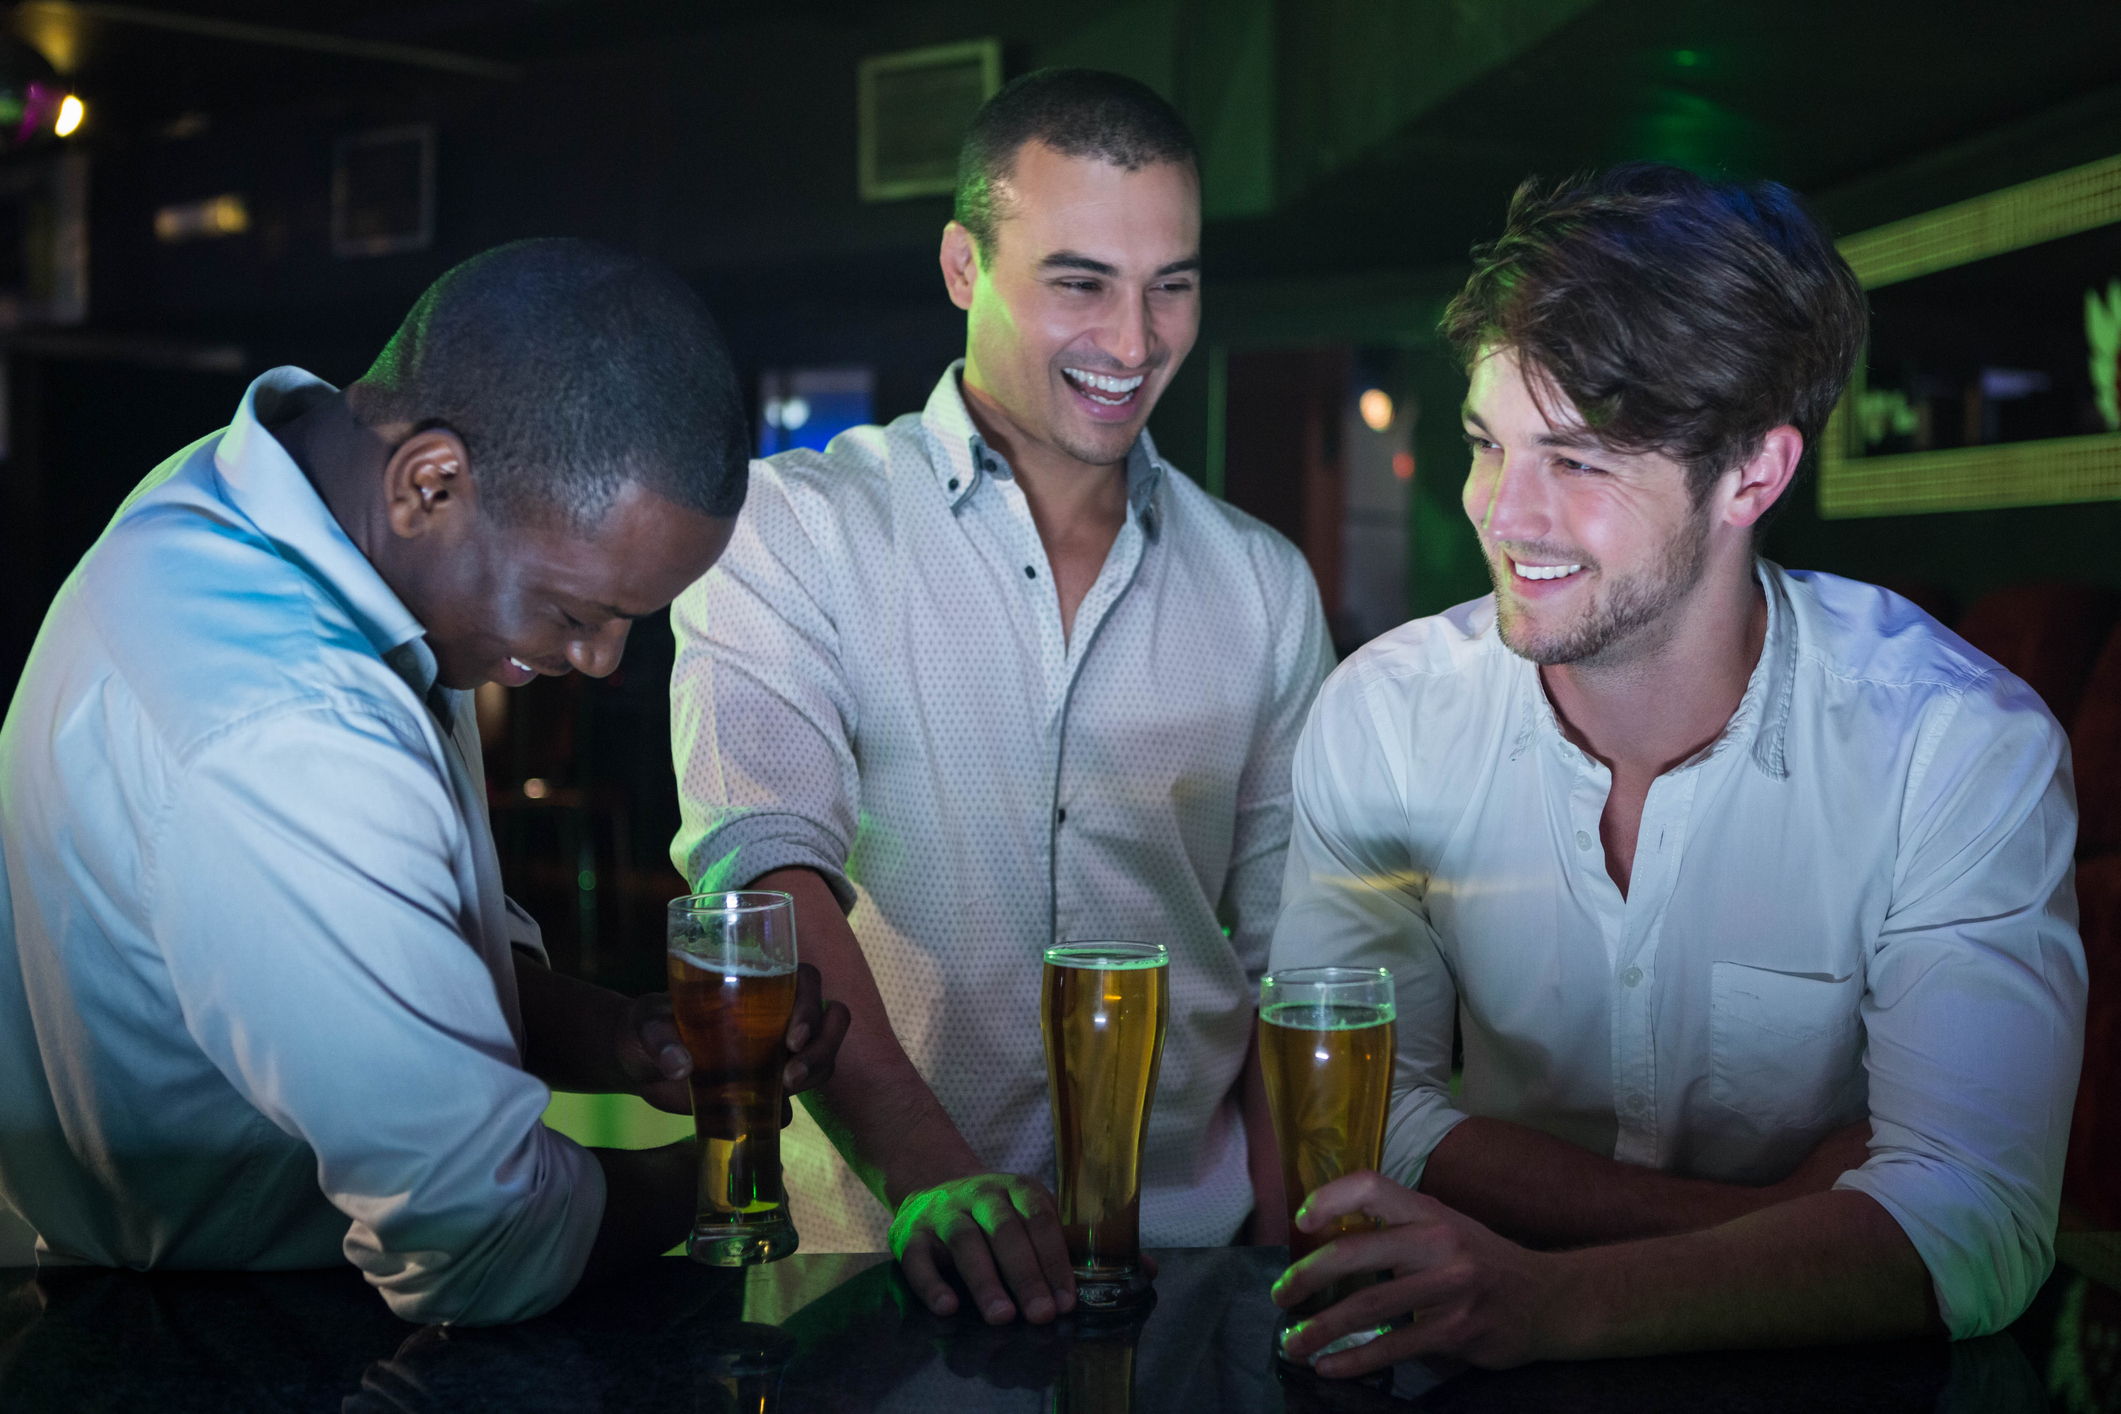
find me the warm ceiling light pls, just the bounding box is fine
[155,193,249,242]
[1358,388,1394,432]
[53,93,81,136]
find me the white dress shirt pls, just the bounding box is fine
[671,365,1333,1251]
[1269,563,2084,1338]
[0,368,603,1322]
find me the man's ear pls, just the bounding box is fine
[1722,425,1803,531]
[939,221,981,312]
[381,429,475,541]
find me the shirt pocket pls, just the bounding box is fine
[1706,961,1865,1133]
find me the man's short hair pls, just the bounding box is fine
[953,67,1198,262]
[1441,163,1867,504]
[353,238,748,530]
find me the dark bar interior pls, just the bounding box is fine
[0,2,2116,1409]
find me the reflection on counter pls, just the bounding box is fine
[0,1246,2094,1412]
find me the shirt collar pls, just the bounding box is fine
[213,366,440,698]
[1508,559,1795,781]
[919,360,1167,539]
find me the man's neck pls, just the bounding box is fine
[1540,558,1769,782]
[957,372,1129,546]
[271,393,395,574]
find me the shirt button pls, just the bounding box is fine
[1024,566,1037,579]
[947,477,960,491]
[1575,829,1593,851]
[1622,966,1643,988]
[1057,807,1067,824]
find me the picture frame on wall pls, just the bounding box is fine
[1819,152,2121,518]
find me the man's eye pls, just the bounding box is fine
[1058,280,1100,293]
[1462,433,1498,453]
[560,610,586,629]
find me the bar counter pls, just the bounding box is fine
[2,1241,2110,1411]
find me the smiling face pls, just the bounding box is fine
[368,435,734,691]
[1460,348,1717,668]
[945,141,1200,469]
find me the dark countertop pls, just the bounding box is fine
[0,1242,2110,1412]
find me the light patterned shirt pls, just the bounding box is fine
[1270,564,2085,1338]
[670,365,1332,1251]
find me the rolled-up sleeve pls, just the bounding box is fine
[153,705,603,1325]
[670,462,861,909]
[1218,543,1334,985]
[1268,666,1468,1189]
[1835,674,2085,1338]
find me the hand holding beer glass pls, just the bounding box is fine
[1260,965,1397,1362]
[1040,941,1169,1311]
[669,891,801,1266]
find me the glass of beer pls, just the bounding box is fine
[668,891,800,1267]
[1040,941,1169,1311]
[1259,965,1396,1362]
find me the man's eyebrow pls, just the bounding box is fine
[1154,256,1202,277]
[1039,251,1118,276]
[1460,405,1605,453]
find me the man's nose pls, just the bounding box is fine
[1100,289,1151,369]
[1478,452,1549,544]
[568,620,631,679]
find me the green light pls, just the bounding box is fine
[577,869,597,892]
[1671,49,1700,68]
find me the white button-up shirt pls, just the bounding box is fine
[671,365,1332,1251]
[1269,563,2084,1338]
[0,369,603,1322]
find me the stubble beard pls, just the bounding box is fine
[1490,508,1713,669]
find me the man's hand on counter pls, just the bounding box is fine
[889,1171,1079,1326]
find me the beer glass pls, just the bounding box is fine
[1259,965,1396,1362]
[1040,941,1169,1310]
[669,891,800,1266]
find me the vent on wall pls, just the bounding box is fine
[333,124,434,258]
[857,39,1000,202]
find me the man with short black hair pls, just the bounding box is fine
[1268,166,2084,1370]
[671,69,1332,1324]
[0,239,847,1323]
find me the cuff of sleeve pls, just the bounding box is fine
[347,1123,607,1326]
[679,815,856,914]
[1834,1147,2053,1339]
[503,895,548,966]
[1380,1091,1470,1193]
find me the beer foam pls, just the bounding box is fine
[669,951,795,978]
[1261,1002,1394,1031]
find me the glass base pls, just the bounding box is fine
[1071,1265,1153,1312]
[688,1214,799,1267]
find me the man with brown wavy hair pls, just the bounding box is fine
[1268,165,2084,1371]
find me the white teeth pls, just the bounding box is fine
[509,657,534,673]
[1063,367,1145,401]
[1513,562,1583,581]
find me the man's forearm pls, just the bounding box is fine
[1548,1189,1936,1357]
[754,868,982,1210]
[1238,1019,1288,1244]
[1420,1116,1792,1248]
[513,952,634,1093]
[579,1140,695,1284]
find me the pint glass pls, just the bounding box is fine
[1259,965,1396,1360]
[668,891,800,1266]
[1040,941,1169,1310]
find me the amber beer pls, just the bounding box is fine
[668,892,801,1266]
[1041,941,1169,1308]
[1259,965,1396,1359]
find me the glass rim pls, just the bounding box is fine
[668,890,796,918]
[1042,940,1168,969]
[1261,965,1392,988]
